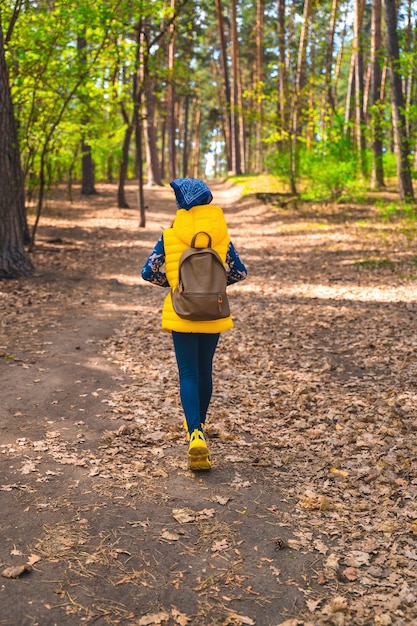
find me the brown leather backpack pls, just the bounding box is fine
[171,231,230,321]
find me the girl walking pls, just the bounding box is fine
[141,178,247,470]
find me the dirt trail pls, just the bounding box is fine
[1,182,417,626]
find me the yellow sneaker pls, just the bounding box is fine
[188,429,211,471]
[183,420,205,442]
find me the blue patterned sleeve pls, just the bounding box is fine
[141,235,170,287]
[226,241,248,285]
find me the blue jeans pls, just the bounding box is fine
[172,332,220,434]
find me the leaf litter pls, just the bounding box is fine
[0,184,416,625]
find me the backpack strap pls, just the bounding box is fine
[191,232,212,249]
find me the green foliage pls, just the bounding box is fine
[299,150,358,201]
[382,152,398,179]
[2,0,417,202]
[267,129,361,202]
[265,149,292,186]
[374,200,417,248]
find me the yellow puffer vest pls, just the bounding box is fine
[162,204,234,333]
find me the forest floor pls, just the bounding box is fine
[1,180,417,626]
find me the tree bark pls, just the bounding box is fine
[370,0,385,189]
[118,105,133,208]
[333,7,348,105]
[254,0,264,173]
[134,19,146,227]
[143,16,162,187]
[290,0,311,195]
[144,75,162,186]
[182,93,190,177]
[192,96,201,177]
[81,138,97,195]
[230,0,242,175]
[383,0,415,201]
[323,0,338,113]
[354,0,367,175]
[0,23,33,278]
[344,47,355,138]
[77,34,97,195]
[277,0,287,141]
[214,0,232,173]
[166,0,177,181]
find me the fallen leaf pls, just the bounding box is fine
[344,551,370,567]
[10,548,24,557]
[306,598,322,612]
[196,508,216,519]
[341,566,358,581]
[172,508,195,524]
[211,539,230,552]
[324,553,340,570]
[322,595,349,614]
[213,495,230,505]
[171,606,190,625]
[138,612,170,625]
[27,554,41,566]
[228,615,256,626]
[298,490,331,511]
[161,530,180,541]
[1,564,33,579]
[20,461,37,474]
[313,539,328,554]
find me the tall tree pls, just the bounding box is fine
[254,0,264,172]
[78,33,97,195]
[215,0,232,173]
[230,0,241,174]
[0,21,33,278]
[370,0,385,189]
[143,16,162,187]
[290,0,311,194]
[323,0,338,114]
[383,0,415,201]
[166,0,177,180]
[277,0,288,151]
[354,0,367,175]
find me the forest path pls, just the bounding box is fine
[1,181,416,626]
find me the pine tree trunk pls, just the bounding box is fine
[254,0,264,173]
[78,34,97,196]
[134,19,146,226]
[236,41,246,174]
[167,0,176,181]
[192,97,202,178]
[354,0,367,175]
[230,0,241,175]
[404,0,413,136]
[118,106,133,209]
[277,0,287,140]
[81,139,97,195]
[323,0,338,113]
[344,49,355,138]
[333,9,348,104]
[370,0,385,189]
[290,0,311,194]
[383,0,415,201]
[143,15,162,188]
[215,0,232,173]
[0,23,33,278]
[182,94,190,177]
[144,76,162,186]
